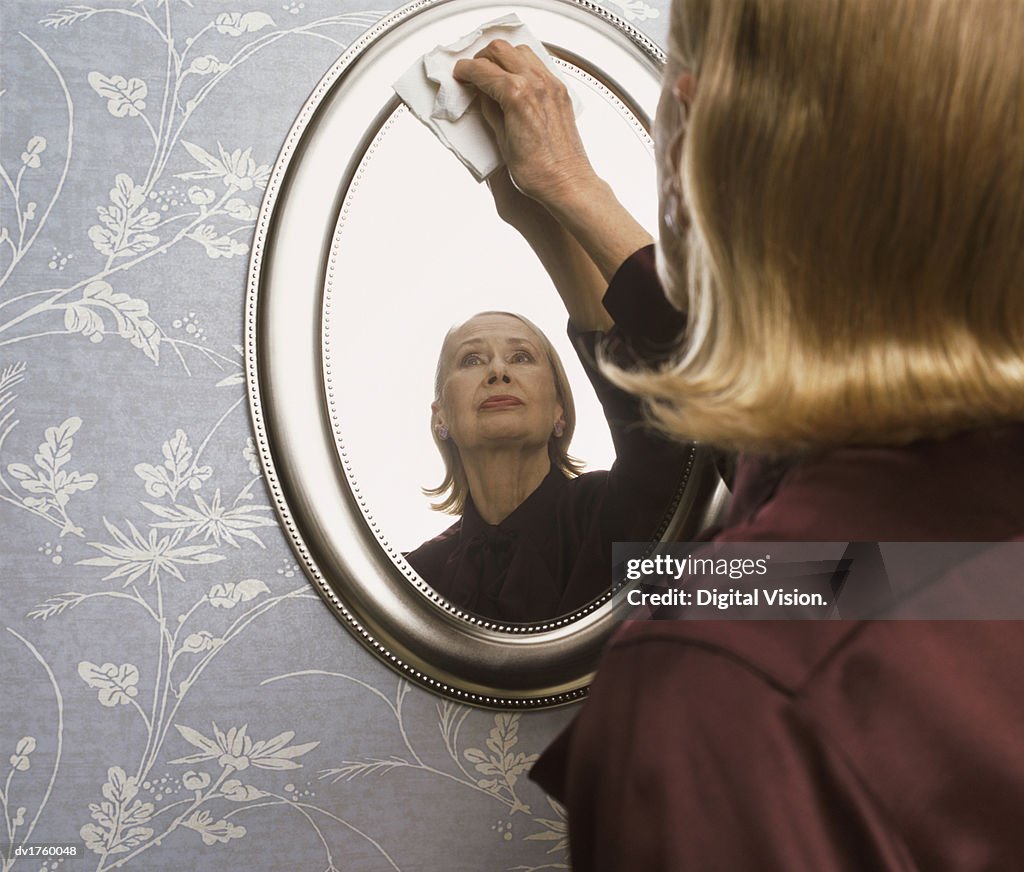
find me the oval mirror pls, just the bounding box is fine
[246,0,728,708]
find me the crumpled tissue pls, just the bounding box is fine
[392,13,581,181]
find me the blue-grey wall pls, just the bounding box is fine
[0,1,666,869]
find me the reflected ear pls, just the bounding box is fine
[553,405,566,439]
[430,403,450,442]
[431,401,450,441]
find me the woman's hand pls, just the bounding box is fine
[456,38,653,292]
[454,40,597,209]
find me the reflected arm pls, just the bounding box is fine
[488,168,652,332]
[538,171,654,290]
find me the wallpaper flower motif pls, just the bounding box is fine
[1,0,665,868]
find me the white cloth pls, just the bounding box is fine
[392,13,581,181]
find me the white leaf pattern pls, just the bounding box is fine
[604,0,660,21]
[87,72,148,117]
[221,778,267,801]
[77,517,225,585]
[187,186,216,205]
[182,810,246,845]
[187,224,248,259]
[9,736,36,771]
[6,417,98,521]
[21,135,47,168]
[64,280,160,361]
[213,12,274,36]
[177,141,270,190]
[463,714,538,798]
[187,55,227,76]
[134,429,212,499]
[207,579,270,608]
[80,767,154,855]
[78,661,141,706]
[224,198,258,221]
[181,631,223,654]
[87,174,160,258]
[143,489,275,548]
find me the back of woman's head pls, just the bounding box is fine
[621,0,1024,454]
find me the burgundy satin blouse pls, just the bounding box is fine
[529,246,1024,871]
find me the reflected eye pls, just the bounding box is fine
[461,353,484,366]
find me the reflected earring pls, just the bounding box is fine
[437,425,449,440]
[553,421,565,438]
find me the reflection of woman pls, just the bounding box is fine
[405,171,692,623]
[453,1,1024,869]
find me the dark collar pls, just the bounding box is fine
[461,466,568,544]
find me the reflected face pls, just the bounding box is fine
[435,314,564,454]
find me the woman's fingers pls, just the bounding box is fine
[478,93,506,141]
[452,55,523,107]
[452,40,593,204]
[474,38,546,74]
[455,41,568,107]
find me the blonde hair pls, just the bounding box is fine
[425,311,583,515]
[610,0,1024,455]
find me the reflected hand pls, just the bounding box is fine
[454,40,596,208]
[487,167,558,237]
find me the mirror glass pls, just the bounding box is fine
[324,61,691,624]
[326,69,656,554]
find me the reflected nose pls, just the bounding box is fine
[487,360,512,385]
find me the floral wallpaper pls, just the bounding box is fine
[0,1,665,869]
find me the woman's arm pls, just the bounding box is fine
[487,168,614,332]
[454,40,653,330]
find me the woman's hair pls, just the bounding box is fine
[608,0,1024,455]
[425,311,584,515]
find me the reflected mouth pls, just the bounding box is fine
[479,395,523,411]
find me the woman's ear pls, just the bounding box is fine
[673,72,697,114]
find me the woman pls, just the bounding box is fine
[405,171,694,624]
[454,0,1024,868]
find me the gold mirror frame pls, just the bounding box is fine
[245,0,729,709]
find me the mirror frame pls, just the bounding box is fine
[245,0,729,709]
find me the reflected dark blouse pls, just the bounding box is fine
[404,246,690,623]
